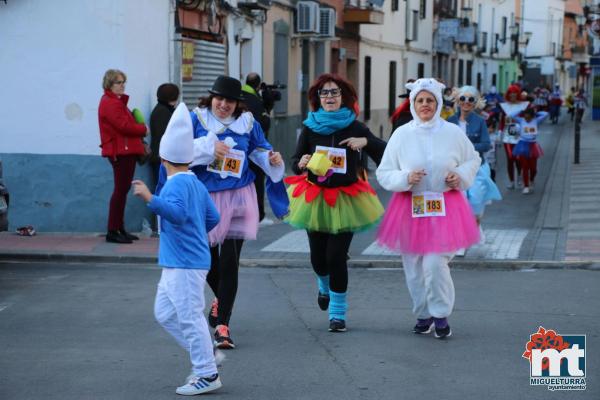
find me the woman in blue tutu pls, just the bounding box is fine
[448,86,501,246]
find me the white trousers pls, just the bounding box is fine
[154,268,217,377]
[401,253,455,319]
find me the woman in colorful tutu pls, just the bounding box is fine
[510,107,548,194]
[157,75,285,349]
[285,73,385,332]
[448,86,501,248]
[376,78,481,339]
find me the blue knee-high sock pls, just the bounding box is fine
[317,275,330,295]
[329,291,347,321]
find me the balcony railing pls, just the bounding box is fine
[344,0,384,24]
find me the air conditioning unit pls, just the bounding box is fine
[319,8,336,37]
[296,1,320,33]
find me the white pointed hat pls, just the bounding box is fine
[159,103,194,163]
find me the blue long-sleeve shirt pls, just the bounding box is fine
[148,172,219,269]
[510,111,549,142]
[447,111,491,157]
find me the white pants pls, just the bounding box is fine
[154,268,217,377]
[401,253,455,319]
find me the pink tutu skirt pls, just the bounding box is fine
[208,183,259,245]
[377,190,480,255]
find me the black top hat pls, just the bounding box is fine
[209,75,243,101]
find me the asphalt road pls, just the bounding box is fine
[1,261,598,399]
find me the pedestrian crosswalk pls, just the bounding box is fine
[566,149,600,261]
[260,228,529,260]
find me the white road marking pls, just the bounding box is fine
[260,230,310,253]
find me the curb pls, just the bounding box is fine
[1,252,599,271]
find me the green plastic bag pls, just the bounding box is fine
[132,108,145,124]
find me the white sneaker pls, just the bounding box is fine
[479,226,486,244]
[455,248,466,257]
[517,178,523,189]
[506,181,515,189]
[176,374,222,396]
[522,187,531,194]
[258,217,274,227]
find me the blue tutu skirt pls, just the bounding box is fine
[512,140,544,159]
[466,163,502,216]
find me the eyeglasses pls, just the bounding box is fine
[459,96,476,103]
[113,80,126,85]
[318,88,342,98]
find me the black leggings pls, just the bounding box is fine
[207,239,244,326]
[307,231,354,293]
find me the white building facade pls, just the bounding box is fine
[360,0,433,139]
[522,0,567,88]
[0,0,176,231]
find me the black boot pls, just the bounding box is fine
[119,229,139,241]
[106,230,133,244]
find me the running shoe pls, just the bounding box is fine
[522,187,531,194]
[214,325,235,349]
[413,318,434,334]
[506,181,515,189]
[317,292,330,311]
[328,318,347,332]
[434,325,452,339]
[176,374,222,395]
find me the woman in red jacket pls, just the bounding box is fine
[98,69,148,243]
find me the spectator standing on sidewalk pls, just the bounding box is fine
[510,107,548,194]
[242,73,273,225]
[448,86,501,250]
[155,75,285,350]
[132,103,223,396]
[376,78,481,339]
[285,73,385,333]
[150,83,180,189]
[149,83,180,234]
[98,69,148,244]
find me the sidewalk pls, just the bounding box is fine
[1,114,599,269]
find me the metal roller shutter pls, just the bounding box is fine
[182,39,226,109]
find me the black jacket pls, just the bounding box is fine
[149,101,175,164]
[291,120,386,188]
[242,90,271,135]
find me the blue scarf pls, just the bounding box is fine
[303,107,356,135]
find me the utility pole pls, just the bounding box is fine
[574,108,582,164]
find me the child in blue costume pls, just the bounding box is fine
[156,76,285,349]
[132,103,222,396]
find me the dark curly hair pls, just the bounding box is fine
[198,94,247,119]
[307,73,358,112]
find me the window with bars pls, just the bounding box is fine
[419,0,426,19]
